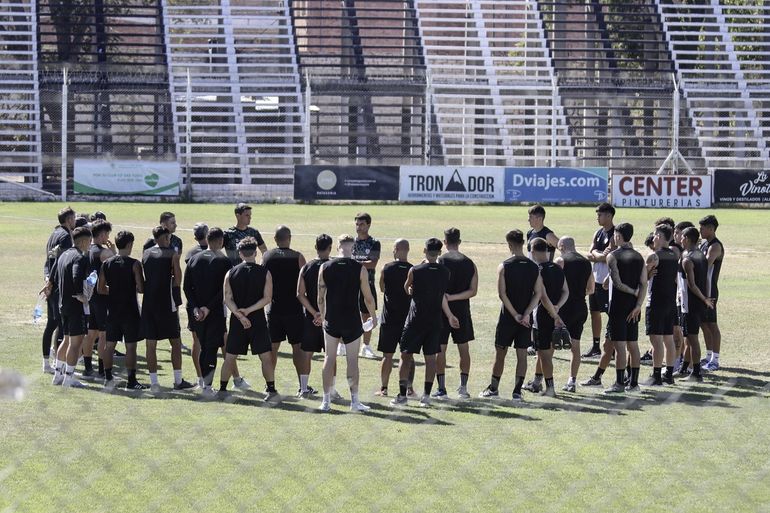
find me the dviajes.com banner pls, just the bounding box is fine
[399,166,505,202]
[294,165,399,200]
[612,174,712,208]
[504,167,608,204]
[713,169,770,205]
[74,159,181,196]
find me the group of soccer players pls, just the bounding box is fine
[41,202,724,410]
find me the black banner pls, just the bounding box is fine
[713,169,770,205]
[294,166,399,200]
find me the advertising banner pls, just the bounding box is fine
[399,166,505,202]
[74,159,180,196]
[294,165,399,200]
[713,169,770,205]
[612,174,712,208]
[504,167,608,204]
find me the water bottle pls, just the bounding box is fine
[32,296,44,325]
[86,271,98,288]
[362,317,374,332]
[84,270,98,301]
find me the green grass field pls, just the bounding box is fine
[0,202,768,513]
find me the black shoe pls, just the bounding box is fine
[125,381,148,391]
[80,368,97,380]
[640,350,653,362]
[173,379,196,390]
[113,350,125,358]
[582,346,602,358]
[662,374,675,385]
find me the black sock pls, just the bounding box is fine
[128,369,137,384]
[436,373,446,392]
[460,373,469,387]
[653,367,662,382]
[513,376,525,394]
[692,366,701,377]
[83,356,93,372]
[665,366,674,378]
[220,380,228,391]
[631,367,640,387]
[105,368,113,381]
[424,381,433,395]
[535,373,543,383]
[98,358,104,374]
[592,337,600,348]
[681,361,690,373]
[266,380,276,392]
[593,367,606,380]
[545,377,554,389]
[399,379,407,397]
[490,375,501,392]
[616,368,625,386]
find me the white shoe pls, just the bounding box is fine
[337,344,347,356]
[456,386,471,399]
[350,401,371,412]
[360,345,377,359]
[318,400,331,412]
[233,377,252,391]
[150,383,161,394]
[201,386,217,399]
[418,394,431,408]
[62,376,86,388]
[103,379,116,391]
[330,389,344,402]
[52,373,64,386]
[43,363,55,375]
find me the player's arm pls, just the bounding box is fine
[683,258,714,309]
[555,256,564,269]
[360,266,377,327]
[555,279,569,312]
[497,264,520,319]
[171,253,182,288]
[646,252,659,279]
[182,261,197,309]
[524,275,544,319]
[296,269,317,317]
[585,273,595,296]
[298,252,307,269]
[317,266,327,320]
[607,252,637,295]
[441,294,460,329]
[546,232,560,250]
[447,263,479,302]
[73,256,87,304]
[97,267,108,296]
[705,241,723,267]
[378,272,385,296]
[133,260,145,294]
[223,271,238,314]
[404,267,414,296]
[627,261,648,322]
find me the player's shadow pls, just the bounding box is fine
[705,371,769,392]
[433,400,541,421]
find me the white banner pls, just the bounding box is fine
[74,159,181,196]
[612,174,712,208]
[399,166,505,202]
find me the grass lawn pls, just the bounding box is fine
[0,202,768,513]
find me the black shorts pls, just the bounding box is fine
[645,304,676,336]
[561,303,588,341]
[682,310,702,336]
[88,297,108,331]
[377,323,404,354]
[192,314,226,349]
[439,309,474,345]
[400,322,441,356]
[141,309,181,341]
[186,306,195,332]
[106,314,143,344]
[494,320,532,349]
[268,312,304,345]
[61,310,88,337]
[324,323,364,344]
[535,312,555,351]
[607,315,639,343]
[226,315,271,355]
[358,278,378,314]
[589,287,609,313]
[703,301,718,323]
[300,315,325,353]
[46,293,60,321]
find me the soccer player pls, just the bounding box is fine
[224,203,268,265]
[142,225,195,393]
[297,234,334,398]
[317,234,377,412]
[643,224,679,386]
[583,223,647,394]
[183,227,233,397]
[52,226,92,388]
[352,212,380,359]
[555,236,594,392]
[376,239,413,397]
[480,230,542,400]
[699,215,723,371]
[673,220,695,370]
[390,238,459,408]
[526,205,560,261]
[221,237,276,401]
[435,228,477,399]
[42,206,75,374]
[83,219,114,380]
[679,227,714,382]
[184,222,208,386]
[262,226,308,394]
[584,202,616,358]
[98,230,146,390]
[143,211,183,255]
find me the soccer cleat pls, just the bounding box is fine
[62,376,87,389]
[374,388,388,397]
[625,385,641,393]
[113,350,125,359]
[173,379,196,391]
[305,386,318,395]
[456,386,471,399]
[603,383,625,394]
[406,387,417,397]
[552,332,563,350]
[641,350,653,362]
[264,390,281,403]
[216,389,231,401]
[181,343,190,352]
[80,368,97,380]
[330,389,344,402]
[702,360,719,372]
[233,377,252,391]
[640,376,663,387]
[360,345,377,359]
[479,386,499,398]
[672,369,690,378]
[523,380,542,393]
[390,395,408,406]
[125,381,148,391]
[431,389,448,400]
[318,400,331,412]
[699,357,710,366]
[43,363,55,375]
[527,345,536,356]
[201,386,217,399]
[541,387,556,398]
[337,344,346,356]
[150,383,161,394]
[511,391,523,402]
[350,401,371,412]
[562,382,576,393]
[561,330,572,350]
[417,395,431,408]
[52,373,64,386]
[103,379,116,391]
[662,374,675,386]
[580,376,602,387]
[582,346,602,358]
[680,373,703,383]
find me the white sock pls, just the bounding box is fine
[149,372,159,385]
[331,377,336,392]
[42,357,49,370]
[65,364,75,376]
[197,377,205,387]
[705,350,713,360]
[234,376,243,384]
[568,377,576,385]
[173,369,182,385]
[299,374,309,392]
[322,392,330,403]
[351,392,359,404]
[711,352,719,363]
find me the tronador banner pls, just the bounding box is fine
[399,167,505,202]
